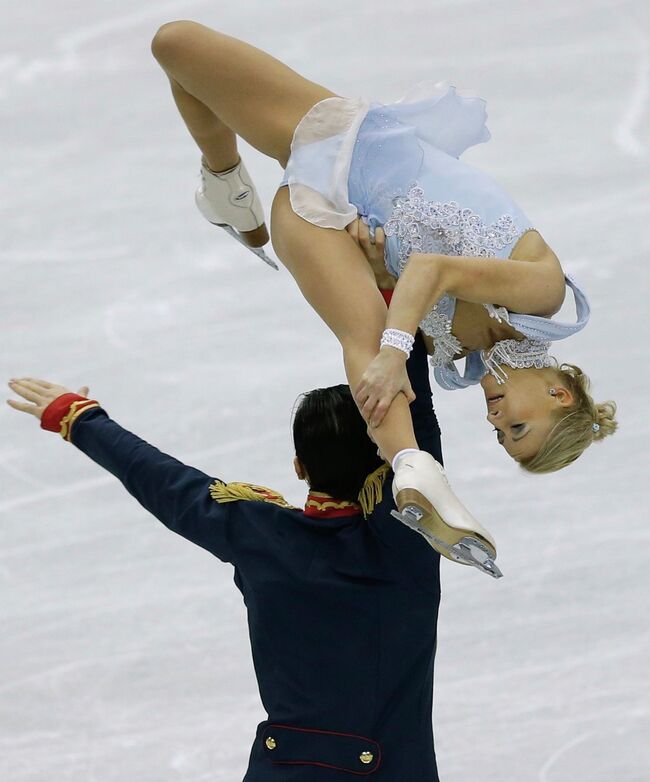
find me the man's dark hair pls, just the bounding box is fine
[293,384,384,502]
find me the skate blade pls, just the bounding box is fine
[395,487,497,555]
[391,506,503,579]
[215,223,279,270]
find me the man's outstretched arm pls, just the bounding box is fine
[7,378,243,564]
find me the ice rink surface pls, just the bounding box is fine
[1,0,649,779]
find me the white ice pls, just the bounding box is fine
[1,1,649,780]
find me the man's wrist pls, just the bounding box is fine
[41,394,101,440]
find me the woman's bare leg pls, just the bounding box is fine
[167,77,239,173]
[272,189,418,462]
[273,188,499,573]
[151,21,417,460]
[151,20,336,170]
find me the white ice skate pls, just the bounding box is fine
[391,451,502,578]
[195,157,278,270]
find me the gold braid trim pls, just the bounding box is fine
[60,400,101,441]
[358,462,390,518]
[305,496,360,512]
[209,480,297,509]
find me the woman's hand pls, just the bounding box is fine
[346,217,396,290]
[355,349,415,428]
[346,217,385,266]
[6,378,89,420]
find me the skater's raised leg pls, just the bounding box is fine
[271,187,419,461]
[152,22,500,576]
[271,189,499,577]
[151,21,336,251]
[152,22,417,457]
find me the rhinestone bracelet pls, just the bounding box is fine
[380,328,415,356]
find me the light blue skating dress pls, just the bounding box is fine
[280,82,590,389]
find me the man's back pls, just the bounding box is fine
[225,488,440,780]
[57,334,442,779]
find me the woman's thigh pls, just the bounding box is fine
[270,187,386,348]
[152,21,338,165]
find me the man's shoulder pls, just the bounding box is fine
[209,479,299,511]
[367,484,440,591]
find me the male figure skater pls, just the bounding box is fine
[7,335,442,781]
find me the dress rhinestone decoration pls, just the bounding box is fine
[419,303,462,367]
[384,184,525,368]
[384,185,522,266]
[481,339,554,384]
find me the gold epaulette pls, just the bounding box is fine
[209,480,297,509]
[358,462,390,518]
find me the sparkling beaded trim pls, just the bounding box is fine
[380,328,415,356]
[384,184,524,263]
[384,184,528,368]
[419,304,462,366]
[481,338,553,385]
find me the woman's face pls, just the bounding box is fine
[480,367,572,461]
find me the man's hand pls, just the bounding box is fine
[7,378,89,420]
[355,350,415,428]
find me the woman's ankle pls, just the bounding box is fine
[202,153,241,175]
[391,448,420,471]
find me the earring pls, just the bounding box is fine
[549,388,557,396]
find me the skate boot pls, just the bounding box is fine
[391,451,502,578]
[195,157,278,270]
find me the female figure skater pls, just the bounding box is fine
[150,21,616,574]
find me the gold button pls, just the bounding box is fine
[359,751,374,764]
[265,737,277,750]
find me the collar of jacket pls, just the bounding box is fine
[303,491,362,518]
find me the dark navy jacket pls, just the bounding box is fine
[68,336,442,780]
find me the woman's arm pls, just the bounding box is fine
[386,247,566,335]
[354,236,565,426]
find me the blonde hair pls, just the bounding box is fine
[520,364,617,474]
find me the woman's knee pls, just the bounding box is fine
[151,20,205,65]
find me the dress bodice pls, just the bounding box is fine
[380,178,590,387]
[381,182,533,371]
[347,103,589,387]
[280,83,591,389]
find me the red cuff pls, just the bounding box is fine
[41,394,100,440]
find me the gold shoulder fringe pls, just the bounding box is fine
[209,480,297,509]
[358,463,390,518]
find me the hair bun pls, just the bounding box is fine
[594,400,617,440]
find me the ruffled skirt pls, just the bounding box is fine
[281,81,491,231]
